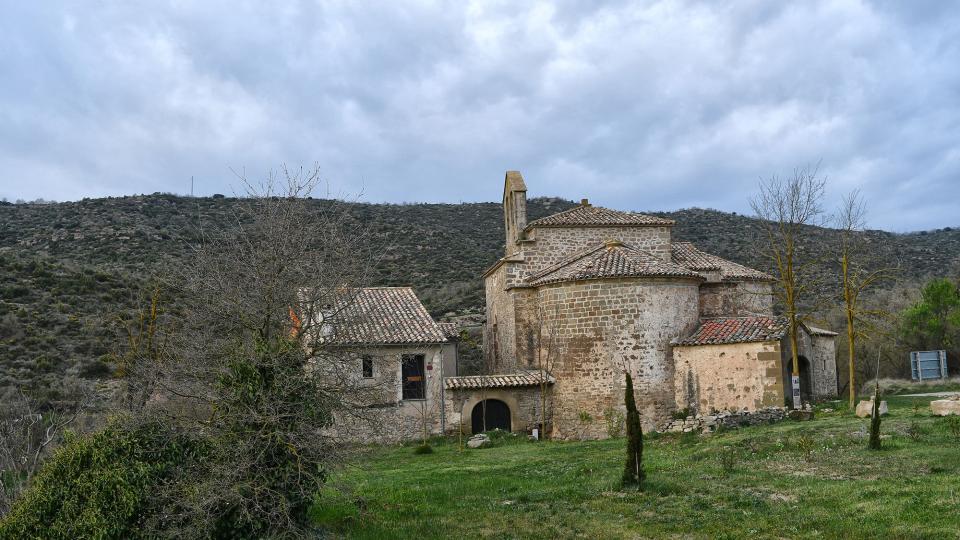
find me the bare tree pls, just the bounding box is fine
[134,165,385,537]
[534,304,564,440]
[836,190,897,408]
[751,164,827,409]
[0,390,88,516]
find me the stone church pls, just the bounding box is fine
[442,171,838,439]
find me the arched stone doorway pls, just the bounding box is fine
[471,399,512,434]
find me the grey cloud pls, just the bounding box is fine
[0,0,957,231]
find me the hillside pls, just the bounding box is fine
[1,194,959,397]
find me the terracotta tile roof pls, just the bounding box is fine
[526,241,703,287]
[445,370,555,390]
[437,322,461,340]
[671,242,721,271]
[673,316,788,346]
[526,204,674,229]
[318,287,447,346]
[671,242,773,282]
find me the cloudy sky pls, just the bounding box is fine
[1,1,958,231]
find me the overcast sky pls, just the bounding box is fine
[1,1,958,231]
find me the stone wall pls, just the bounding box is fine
[483,264,518,371]
[504,186,528,254]
[811,335,838,398]
[512,287,541,370]
[441,341,459,377]
[321,344,448,443]
[523,225,673,276]
[536,277,701,438]
[698,281,774,318]
[673,341,786,415]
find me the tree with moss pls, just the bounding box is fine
[621,372,644,489]
[835,190,895,408]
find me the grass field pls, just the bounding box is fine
[312,397,960,539]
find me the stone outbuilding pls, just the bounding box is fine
[478,171,838,439]
[310,287,453,443]
[443,371,553,436]
[673,316,838,415]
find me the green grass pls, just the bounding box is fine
[312,397,960,539]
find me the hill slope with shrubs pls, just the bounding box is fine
[1,194,959,396]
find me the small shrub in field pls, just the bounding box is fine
[740,437,772,458]
[943,416,960,439]
[413,444,434,455]
[795,435,816,460]
[906,422,930,442]
[717,446,738,476]
[672,408,690,420]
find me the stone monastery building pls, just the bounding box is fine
[459,171,838,439]
[328,171,838,441]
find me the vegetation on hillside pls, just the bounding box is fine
[2,193,959,401]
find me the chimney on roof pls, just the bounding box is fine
[581,198,590,206]
[503,171,527,254]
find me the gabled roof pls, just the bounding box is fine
[525,241,703,287]
[525,203,674,229]
[445,371,554,390]
[671,242,773,282]
[318,287,447,346]
[673,316,788,346]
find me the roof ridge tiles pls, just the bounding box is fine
[525,204,675,229]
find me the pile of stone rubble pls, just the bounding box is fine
[660,407,788,434]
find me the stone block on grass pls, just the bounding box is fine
[930,398,960,416]
[855,400,888,418]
